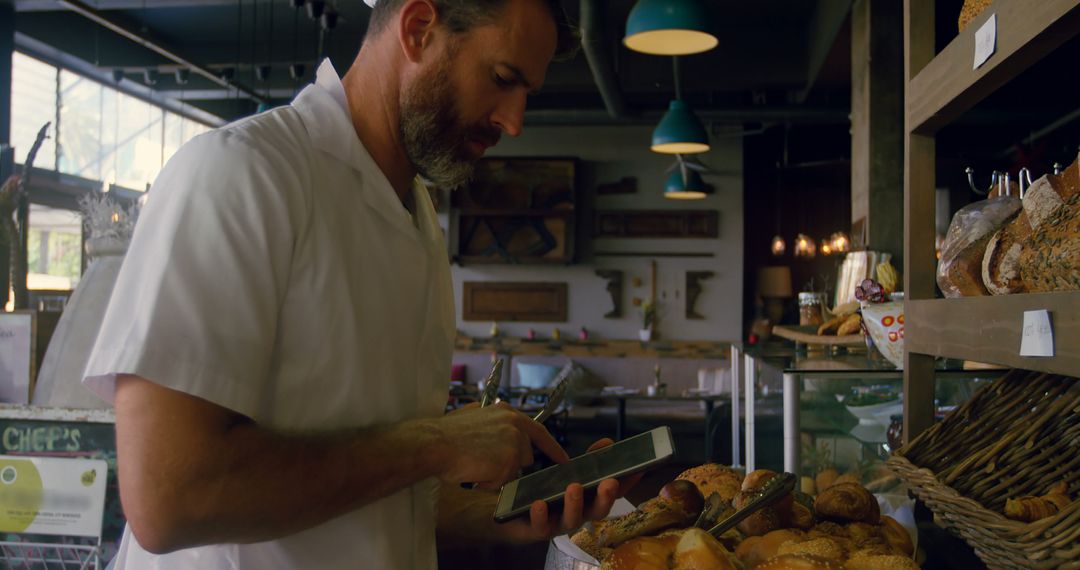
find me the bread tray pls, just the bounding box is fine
[771,325,864,347]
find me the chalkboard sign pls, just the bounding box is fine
[0,406,122,562]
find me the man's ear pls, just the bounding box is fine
[398,0,438,63]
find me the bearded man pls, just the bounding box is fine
[83,1,629,568]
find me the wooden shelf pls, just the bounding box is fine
[907,0,1080,134]
[906,292,1080,375]
[453,255,571,266]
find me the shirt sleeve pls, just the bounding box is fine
[83,123,308,419]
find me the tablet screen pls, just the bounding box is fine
[509,432,656,512]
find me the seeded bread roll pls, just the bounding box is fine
[814,483,880,524]
[756,553,845,570]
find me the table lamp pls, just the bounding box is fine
[757,266,793,325]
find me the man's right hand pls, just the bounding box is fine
[431,403,569,489]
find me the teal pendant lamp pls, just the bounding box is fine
[664,167,709,200]
[652,100,709,154]
[625,0,718,56]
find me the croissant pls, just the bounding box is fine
[814,483,880,524]
[1004,482,1073,522]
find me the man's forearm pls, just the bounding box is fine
[436,482,512,547]
[116,376,446,553]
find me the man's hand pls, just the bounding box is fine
[495,438,644,544]
[433,402,569,489]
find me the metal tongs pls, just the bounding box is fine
[532,363,574,423]
[478,359,504,407]
[706,472,797,538]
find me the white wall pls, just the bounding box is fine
[449,125,744,342]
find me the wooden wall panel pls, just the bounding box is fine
[462,282,568,322]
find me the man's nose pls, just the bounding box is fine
[490,91,527,138]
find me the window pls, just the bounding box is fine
[11,52,58,170]
[27,204,83,291]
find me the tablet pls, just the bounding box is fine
[493,426,675,523]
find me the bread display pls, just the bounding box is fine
[814,483,880,524]
[937,195,1022,297]
[1019,191,1080,292]
[981,213,1030,295]
[568,464,918,569]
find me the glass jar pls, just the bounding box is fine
[798,292,826,327]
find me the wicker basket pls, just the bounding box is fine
[887,370,1080,569]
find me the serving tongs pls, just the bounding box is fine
[478,359,504,407]
[705,472,797,538]
[532,363,574,423]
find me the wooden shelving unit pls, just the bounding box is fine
[902,0,1080,442]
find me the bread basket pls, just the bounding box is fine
[887,370,1080,569]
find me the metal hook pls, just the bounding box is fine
[1018,168,1033,200]
[965,167,998,196]
[999,172,1012,197]
[1053,162,1063,175]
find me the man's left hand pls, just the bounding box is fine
[496,438,643,544]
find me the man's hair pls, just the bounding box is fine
[367,0,580,61]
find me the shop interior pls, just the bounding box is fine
[0,0,1077,568]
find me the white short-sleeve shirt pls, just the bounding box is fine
[84,59,455,570]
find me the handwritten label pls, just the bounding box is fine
[974,14,997,69]
[1020,310,1054,357]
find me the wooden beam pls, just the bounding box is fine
[908,0,1080,134]
[851,0,904,263]
[16,0,244,10]
[796,0,853,103]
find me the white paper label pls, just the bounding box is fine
[1020,310,1054,357]
[974,14,997,70]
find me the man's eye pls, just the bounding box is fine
[494,74,513,87]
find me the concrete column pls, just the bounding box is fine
[1,0,13,147]
[850,0,904,264]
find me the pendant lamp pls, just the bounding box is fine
[625,0,718,56]
[664,168,709,200]
[652,100,709,154]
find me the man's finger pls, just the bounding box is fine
[585,437,614,452]
[530,500,551,538]
[560,483,585,532]
[516,416,570,464]
[585,479,621,521]
[517,430,534,467]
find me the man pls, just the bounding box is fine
[83,0,629,568]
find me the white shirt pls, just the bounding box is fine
[85,59,455,569]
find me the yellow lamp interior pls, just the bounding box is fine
[665,190,707,200]
[625,30,719,56]
[651,141,711,154]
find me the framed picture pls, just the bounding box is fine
[0,311,37,404]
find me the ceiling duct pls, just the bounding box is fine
[580,0,628,119]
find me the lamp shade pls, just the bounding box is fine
[652,100,709,154]
[625,0,718,56]
[664,168,709,199]
[757,266,793,298]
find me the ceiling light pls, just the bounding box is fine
[664,168,709,200]
[652,100,709,154]
[793,233,816,258]
[625,0,718,56]
[770,235,786,257]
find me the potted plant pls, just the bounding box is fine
[639,300,656,342]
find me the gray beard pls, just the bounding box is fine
[399,67,475,189]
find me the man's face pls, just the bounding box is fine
[400,0,558,188]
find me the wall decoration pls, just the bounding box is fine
[453,159,576,265]
[594,209,719,238]
[462,282,568,322]
[594,269,624,318]
[597,177,637,195]
[685,271,715,319]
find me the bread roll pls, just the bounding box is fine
[815,468,839,493]
[832,473,861,488]
[676,463,743,504]
[835,314,862,336]
[843,554,919,570]
[776,538,845,561]
[736,529,804,569]
[1005,496,1060,522]
[743,469,780,491]
[786,501,815,530]
[756,553,845,570]
[602,536,671,570]
[879,515,913,556]
[672,528,737,570]
[814,483,880,524]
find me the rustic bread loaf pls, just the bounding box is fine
[938,196,1021,297]
[982,210,1031,295]
[1019,191,1080,292]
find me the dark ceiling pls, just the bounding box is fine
[11,0,855,125]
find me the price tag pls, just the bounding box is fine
[1019,310,1054,357]
[973,13,997,70]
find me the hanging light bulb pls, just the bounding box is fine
[770,235,786,257]
[652,100,709,154]
[820,239,833,256]
[794,233,816,258]
[830,231,851,254]
[664,167,709,199]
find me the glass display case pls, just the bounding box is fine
[733,342,1006,494]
